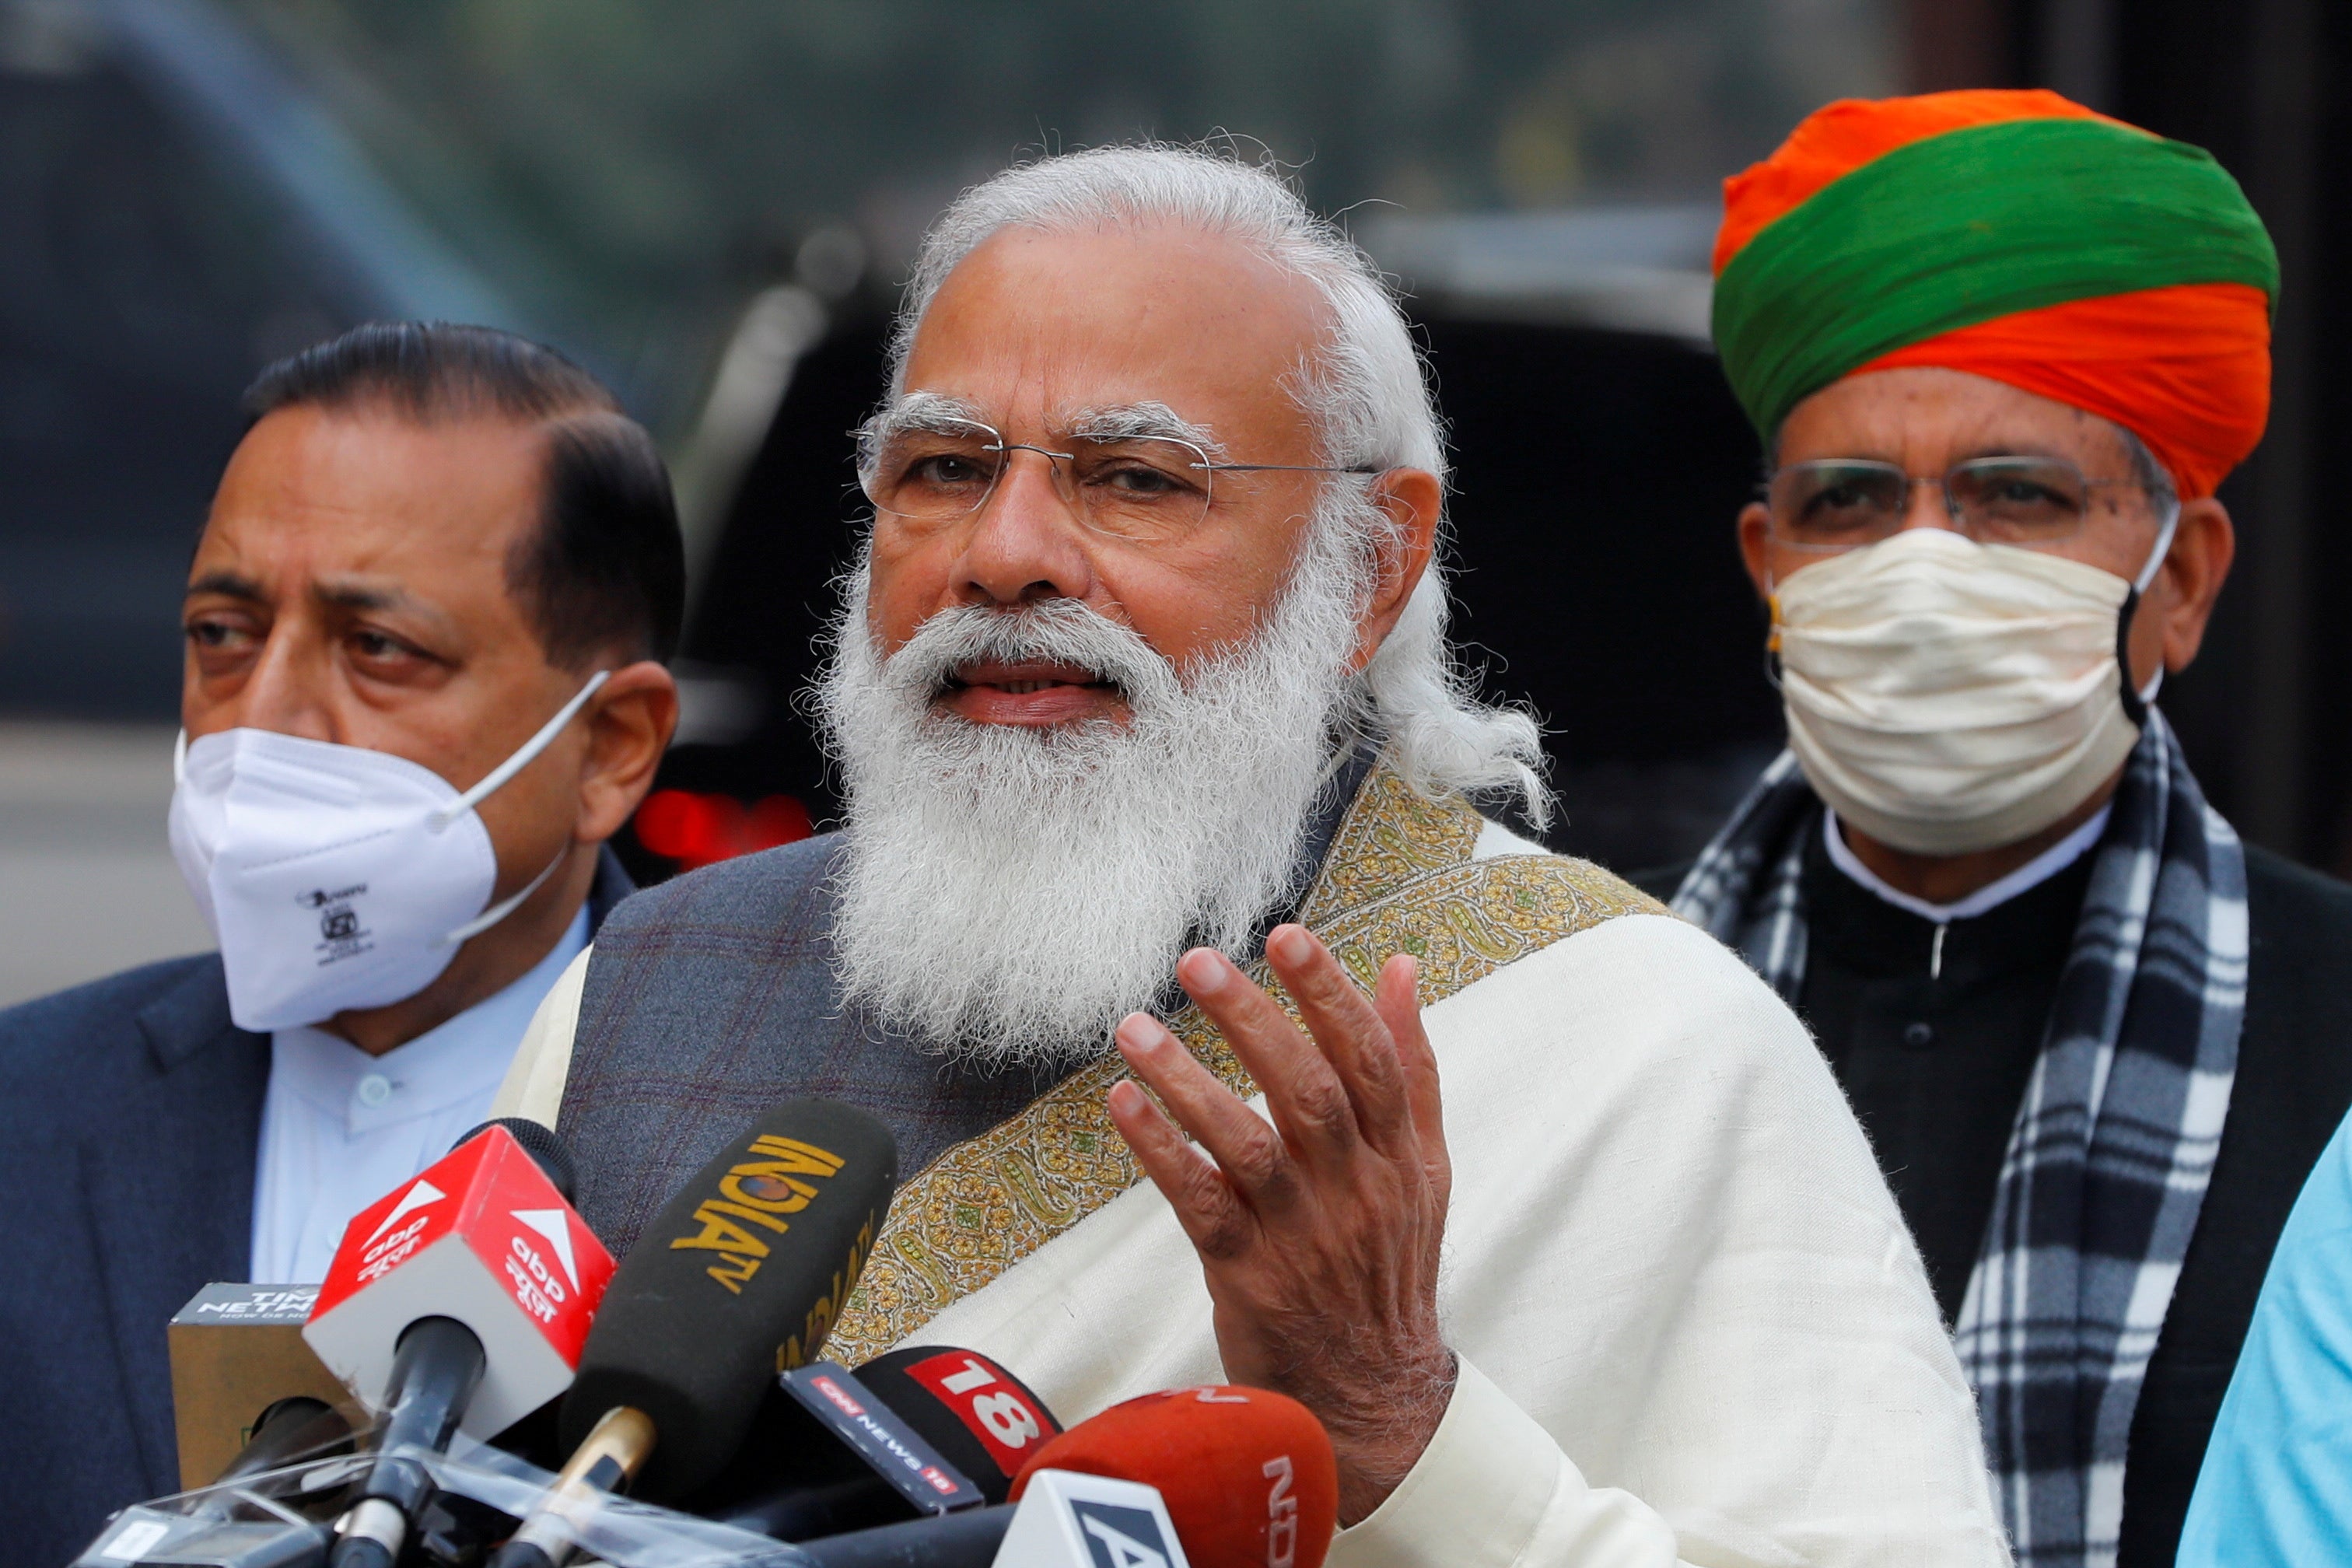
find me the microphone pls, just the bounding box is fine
[215,1397,354,1484]
[715,1346,1062,1540]
[492,1099,898,1568]
[300,1125,615,1568]
[761,1383,1332,1567]
[1014,1385,1339,1568]
[453,1117,579,1202]
[772,1472,1178,1568]
[166,1284,350,1491]
[853,1346,1060,1503]
[331,1318,485,1568]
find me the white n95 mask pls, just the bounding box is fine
[1770,520,2174,856]
[169,671,610,1031]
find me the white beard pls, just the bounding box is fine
[815,513,1371,1070]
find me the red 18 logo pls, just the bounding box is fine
[899,1349,1050,1474]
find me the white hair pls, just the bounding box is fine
[817,497,1381,1066]
[880,142,1550,825]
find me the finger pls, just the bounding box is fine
[1115,1011,1302,1212]
[1375,954,1451,1196]
[1263,925,1412,1153]
[1108,1079,1257,1262]
[1175,947,1363,1167]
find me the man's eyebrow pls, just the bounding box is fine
[185,570,264,601]
[857,394,1234,461]
[1062,402,1228,458]
[312,578,429,617]
[858,390,989,457]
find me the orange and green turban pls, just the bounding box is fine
[1710,89,2278,499]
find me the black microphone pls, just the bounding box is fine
[453,1118,579,1204]
[788,1506,1014,1566]
[331,1317,485,1568]
[713,1347,1062,1541]
[217,1398,355,1484]
[853,1346,1059,1503]
[490,1099,898,1568]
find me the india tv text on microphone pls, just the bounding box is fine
[492,1099,898,1568]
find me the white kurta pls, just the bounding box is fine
[497,831,2007,1566]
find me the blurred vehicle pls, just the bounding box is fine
[0,0,524,720]
[618,205,1780,885]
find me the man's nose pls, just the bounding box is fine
[228,625,338,743]
[1897,473,1962,533]
[951,450,1096,606]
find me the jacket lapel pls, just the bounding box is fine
[94,961,268,1493]
[586,844,635,937]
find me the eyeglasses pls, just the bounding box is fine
[1764,456,2140,552]
[858,415,1383,543]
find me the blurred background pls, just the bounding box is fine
[1,0,2341,1004]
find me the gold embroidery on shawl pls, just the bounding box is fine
[822,768,1663,1362]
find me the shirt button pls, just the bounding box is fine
[1902,1021,1934,1048]
[355,1073,394,1108]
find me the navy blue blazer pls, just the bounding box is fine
[0,849,633,1566]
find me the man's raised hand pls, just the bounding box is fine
[1105,923,1456,1526]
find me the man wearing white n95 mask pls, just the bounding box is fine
[0,322,681,1565]
[1649,91,2352,1568]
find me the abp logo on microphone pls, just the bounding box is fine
[305,1125,614,1436]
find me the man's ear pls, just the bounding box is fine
[2143,496,2235,679]
[574,660,679,844]
[1737,501,1776,601]
[1348,468,1442,674]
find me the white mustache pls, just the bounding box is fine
[880,600,1181,712]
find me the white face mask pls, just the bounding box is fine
[1770,518,2174,856]
[169,671,609,1032]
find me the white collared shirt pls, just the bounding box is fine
[1823,803,2113,924]
[249,906,590,1285]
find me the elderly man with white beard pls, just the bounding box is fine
[495,145,2006,1565]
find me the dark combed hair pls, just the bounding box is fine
[241,321,686,667]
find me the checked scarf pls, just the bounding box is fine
[1673,712,2245,1568]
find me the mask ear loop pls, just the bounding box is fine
[440,851,569,947]
[427,668,614,947]
[427,670,612,833]
[2115,502,2181,729]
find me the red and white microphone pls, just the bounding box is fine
[305,1123,612,1436]
[303,1124,614,1568]
[1013,1385,1340,1568]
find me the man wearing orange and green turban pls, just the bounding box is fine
[1651,89,2352,1568]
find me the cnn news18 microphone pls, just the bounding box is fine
[489,1099,898,1568]
[856,1346,1060,1502]
[299,1124,616,1568]
[1013,1385,1339,1568]
[712,1347,1059,1541]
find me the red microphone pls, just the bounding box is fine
[1013,1384,1339,1568]
[302,1125,615,1568]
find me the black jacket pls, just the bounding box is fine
[1633,842,2352,1567]
[0,849,633,1568]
